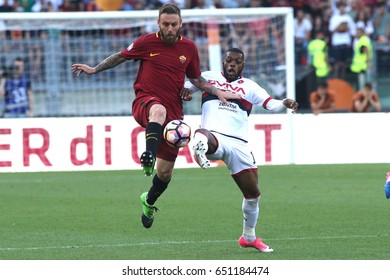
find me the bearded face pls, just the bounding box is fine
[158,13,182,45]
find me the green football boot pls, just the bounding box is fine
[140,192,159,228]
[140,151,156,176]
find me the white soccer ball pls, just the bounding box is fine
[163,120,191,148]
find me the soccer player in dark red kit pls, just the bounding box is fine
[71,4,239,229]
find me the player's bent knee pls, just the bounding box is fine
[156,167,173,182]
[149,104,167,123]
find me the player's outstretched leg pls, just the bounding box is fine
[140,192,159,228]
[140,151,156,176]
[385,172,390,199]
[192,133,210,169]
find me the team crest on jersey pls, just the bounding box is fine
[127,43,134,51]
[179,55,186,63]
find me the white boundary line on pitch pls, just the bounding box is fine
[0,234,387,252]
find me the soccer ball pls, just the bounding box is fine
[163,120,191,148]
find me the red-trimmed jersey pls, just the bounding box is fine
[121,32,201,120]
[185,71,280,142]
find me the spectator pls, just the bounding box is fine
[294,9,312,66]
[191,0,215,8]
[350,23,373,89]
[219,0,240,8]
[13,0,25,12]
[0,0,13,6]
[133,0,147,10]
[310,81,336,115]
[322,5,333,29]
[213,0,224,8]
[0,57,34,118]
[58,0,82,12]
[355,8,375,37]
[308,30,331,82]
[329,1,356,78]
[85,0,99,11]
[272,0,290,7]
[330,0,352,14]
[309,0,331,19]
[31,0,54,12]
[145,0,164,9]
[311,15,331,40]
[169,0,186,9]
[0,0,14,12]
[18,0,35,12]
[188,0,215,8]
[244,0,263,7]
[352,82,381,112]
[373,2,390,42]
[291,0,313,15]
[348,0,364,19]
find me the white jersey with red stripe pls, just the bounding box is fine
[186,71,286,142]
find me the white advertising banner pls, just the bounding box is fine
[0,113,389,173]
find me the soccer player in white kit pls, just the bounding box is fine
[184,48,298,252]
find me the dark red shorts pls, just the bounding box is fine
[132,93,180,162]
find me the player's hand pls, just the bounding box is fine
[180,88,193,101]
[283,99,299,113]
[215,88,241,104]
[71,64,96,76]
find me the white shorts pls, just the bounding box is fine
[207,132,257,175]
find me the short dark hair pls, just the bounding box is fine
[364,82,372,89]
[225,47,245,60]
[159,3,181,18]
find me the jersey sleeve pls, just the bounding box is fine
[249,80,286,112]
[249,81,272,107]
[120,36,147,60]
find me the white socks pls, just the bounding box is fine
[242,196,260,242]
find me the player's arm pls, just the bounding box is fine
[323,100,336,113]
[310,97,325,111]
[354,92,368,112]
[310,101,321,115]
[369,93,381,112]
[283,99,299,113]
[71,52,126,76]
[189,76,240,104]
[180,80,200,101]
[263,98,299,113]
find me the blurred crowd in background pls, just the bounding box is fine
[1,0,390,116]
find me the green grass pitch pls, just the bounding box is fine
[0,164,389,260]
